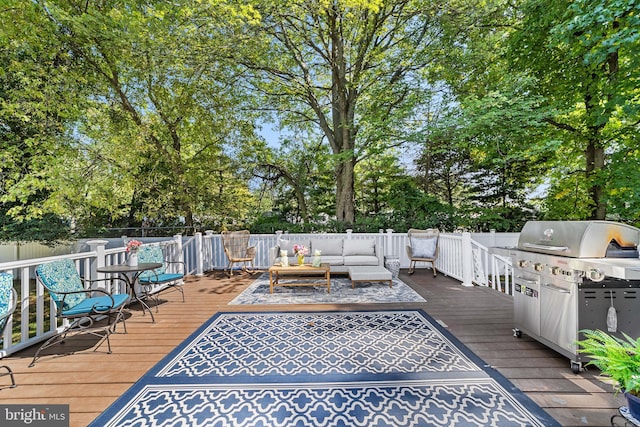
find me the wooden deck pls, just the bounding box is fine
[2,269,624,427]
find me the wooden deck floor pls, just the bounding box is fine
[2,269,624,427]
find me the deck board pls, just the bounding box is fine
[2,269,624,426]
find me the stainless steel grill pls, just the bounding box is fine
[506,221,640,372]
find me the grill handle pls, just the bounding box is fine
[521,243,569,252]
[516,277,538,285]
[541,283,571,294]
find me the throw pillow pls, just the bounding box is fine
[411,236,437,258]
[311,238,343,256]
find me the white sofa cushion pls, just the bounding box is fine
[344,255,380,266]
[319,256,344,265]
[343,239,375,256]
[311,238,343,256]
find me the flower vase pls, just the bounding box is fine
[128,251,139,267]
[297,253,305,266]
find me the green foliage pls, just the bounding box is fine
[0,214,71,244]
[0,1,88,223]
[248,177,461,233]
[382,177,456,231]
[540,177,593,221]
[577,329,640,395]
[241,0,456,223]
[355,154,405,216]
[606,147,640,225]
[2,0,266,234]
[505,0,640,219]
[459,206,534,233]
[3,0,640,239]
[553,0,640,76]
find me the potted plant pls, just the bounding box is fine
[577,329,640,419]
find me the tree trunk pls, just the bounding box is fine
[584,42,618,220]
[294,187,309,223]
[335,160,355,224]
[585,138,606,220]
[328,8,357,225]
[184,209,194,227]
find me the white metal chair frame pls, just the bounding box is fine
[137,245,186,310]
[30,260,129,367]
[0,280,17,389]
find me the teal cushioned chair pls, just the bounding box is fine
[0,272,17,389]
[30,259,129,367]
[137,245,185,309]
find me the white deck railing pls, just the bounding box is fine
[0,230,517,357]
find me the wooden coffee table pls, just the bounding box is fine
[268,263,331,293]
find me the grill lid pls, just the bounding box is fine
[517,220,640,258]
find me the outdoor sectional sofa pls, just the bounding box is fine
[269,237,392,287]
[270,237,393,288]
[270,237,383,272]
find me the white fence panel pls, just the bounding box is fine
[436,234,464,282]
[471,232,520,249]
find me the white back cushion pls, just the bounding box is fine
[311,239,343,256]
[343,239,375,256]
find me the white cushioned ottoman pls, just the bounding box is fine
[348,266,393,288]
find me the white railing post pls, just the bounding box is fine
[20,267,31,342]
[461,232,474,287]
[205,230,214,272]
[385,229,394,256]
[195,232,204,276]
[174,234,184,273]
[88,239,108,280]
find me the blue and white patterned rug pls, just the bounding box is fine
[90,310,559,426]
[229,273,426,305]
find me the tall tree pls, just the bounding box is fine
[355,154,404,216]
[404,0,550,229]
[0,0,89,239]
[238,0,447,224]
[509,0,640,219]
[425,0,639,222]
[415,131,471,208]
[10,0,264,230]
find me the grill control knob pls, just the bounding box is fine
[588,268,605,282]
[534,263,545,272]
[518,260,529,268]
[550,266,561,275]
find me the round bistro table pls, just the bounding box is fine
[97,263,163,322]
